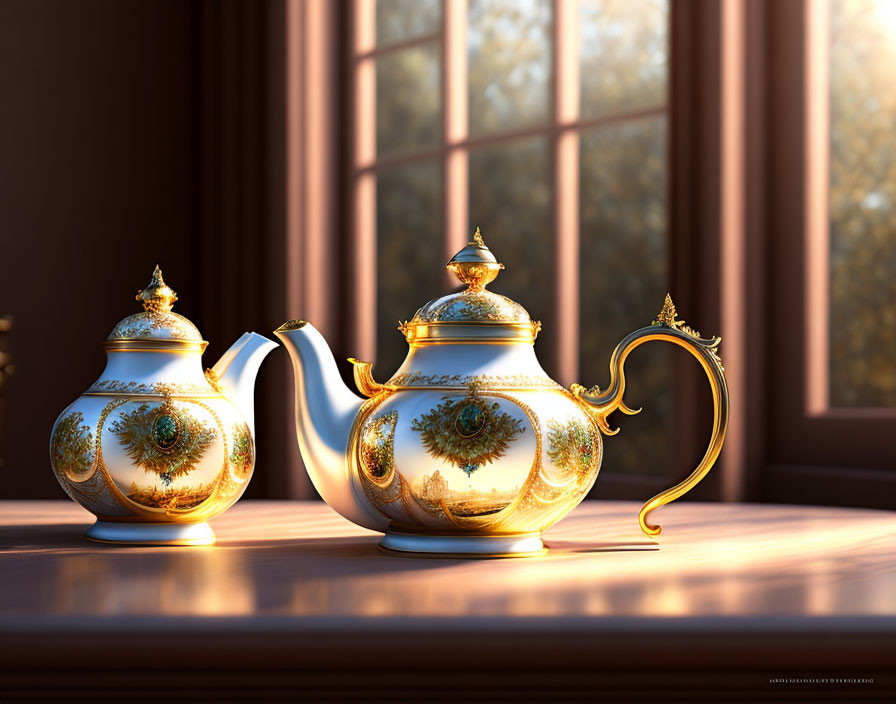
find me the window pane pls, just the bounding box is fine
[377,45,441,158]
[580,0,668,119]
[829,0,896,406]
[376,161,443,376]
[376,0,440,46]
[468,137,553,358]
[580,118,668,477]
[468,0,552,136]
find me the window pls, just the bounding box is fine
[350,0,670,479]
[828,0,896,408]
[765,0,896,505]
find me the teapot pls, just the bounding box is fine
[50,267,277,545]
[276,230,728,556]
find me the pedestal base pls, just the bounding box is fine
[86,520,216,546]
[379,531,546,558]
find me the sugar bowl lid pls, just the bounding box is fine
[399,228,541,344]
[106,266,204,346]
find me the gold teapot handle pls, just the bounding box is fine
[571,294,729,537]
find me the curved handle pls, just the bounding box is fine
[571,295,729,537]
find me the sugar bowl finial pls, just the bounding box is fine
[137,265,178,313]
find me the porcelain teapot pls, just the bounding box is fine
[50,267,277,545]
[276,230,728,556]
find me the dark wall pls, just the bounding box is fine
[0,0,300,500]
[0,0,201,497]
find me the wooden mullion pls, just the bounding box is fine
[552,0,581,386]
[443,0,469,280]
[350,0,377,361]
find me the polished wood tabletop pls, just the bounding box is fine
[1,500,894,699]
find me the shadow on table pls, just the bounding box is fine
[0,523,91,551]
[0,521,659,564]
[229,535,661,561]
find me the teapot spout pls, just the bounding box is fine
[211,332,278,436]
[274,321,389,532]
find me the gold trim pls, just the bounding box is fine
[348,358,388,398]
[204,368,224,394]
[103,339,207,353]
[387,371,561,391]
[401,320,540,345]
[387,384,558,391]
[571,295,728,537]
[275,319,308,332]
[409,338,533,347]
[84,379,219,397]
[348,366,563,395]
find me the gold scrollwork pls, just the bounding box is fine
[652,293,725,371]
[229,422,254,479]
[85,379,219,396]
[410,383,525,477]
[546,418,597,478]
[92,395,237,519]
[359,410,398,481]
[109,401,216,488]
[124,481,216,511]
[352,388,600,534]
[51,412,96,482]
[108,312,198,340]
[387,371,561,390]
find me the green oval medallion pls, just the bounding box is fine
[152,413,179,450]
[455,403,485,438]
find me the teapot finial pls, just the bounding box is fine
[447,227,505,291]
[136,265,178,313]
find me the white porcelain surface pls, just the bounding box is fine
[51,332,276,541]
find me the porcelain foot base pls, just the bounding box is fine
[379,531,546,558]
[86,520,216,546]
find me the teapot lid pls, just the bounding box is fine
[106,266,205,346]
[399,228,541,344]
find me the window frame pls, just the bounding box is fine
[347,0,679,497]
[764,0,896,506]
[288,0,896,506]
[348,0,669,378]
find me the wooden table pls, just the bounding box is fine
[1,500,894,701]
